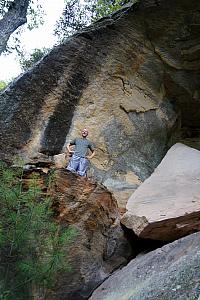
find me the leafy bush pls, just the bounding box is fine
[0,161,76,299]
[0,80,7,91]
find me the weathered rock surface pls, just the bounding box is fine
[1,0,200,204]
[121,143,200,241]
[44,169,132,300]
[89,232,200,300]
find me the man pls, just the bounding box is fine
[66,128,95,176]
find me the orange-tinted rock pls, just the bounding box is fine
[45,169,131,300]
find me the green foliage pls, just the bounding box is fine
[54,0,91,39]
[0,80,7,91]
[0,161,76,299]
[94,0,127,19]
[19,47,50,71]
[54,0,139,40]
[27,0,45,30]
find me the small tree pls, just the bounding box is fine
[0,161,76,299]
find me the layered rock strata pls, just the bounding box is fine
[121,143,200,241]
[1,0,200,204]
[45,169,131,300]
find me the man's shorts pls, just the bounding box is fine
[66,154,89,176]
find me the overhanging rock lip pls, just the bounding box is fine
[121,211,200,242]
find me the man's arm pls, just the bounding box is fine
[87,150,95,159]
[67,143,74,154]
[66,139,76,154]
[87,142,95,159]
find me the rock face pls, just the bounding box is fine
[89,232,200,300]
[45,169,131,300]
[121,143,200,241]
[1,0,200,204]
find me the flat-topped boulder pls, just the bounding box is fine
[121,143,200,241]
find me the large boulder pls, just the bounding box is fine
[121,143,200,241]
[89,232,200,300]
[1,0,200,205]
[44,169,132,300]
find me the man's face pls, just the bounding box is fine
[81,129,88,137]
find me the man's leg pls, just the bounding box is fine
[66,155,80,172]
[77,157,89,176]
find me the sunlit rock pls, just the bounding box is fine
[121,143,200,241]
[0,0,200,207]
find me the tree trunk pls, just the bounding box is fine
[0,0,30,55]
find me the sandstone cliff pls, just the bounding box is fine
[0,1,200,299]
[1,0,200,206]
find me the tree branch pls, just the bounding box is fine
[0,0,30,54]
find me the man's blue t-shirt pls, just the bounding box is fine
[70,138,95,158]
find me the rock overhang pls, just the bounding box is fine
[0,0,200,205]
